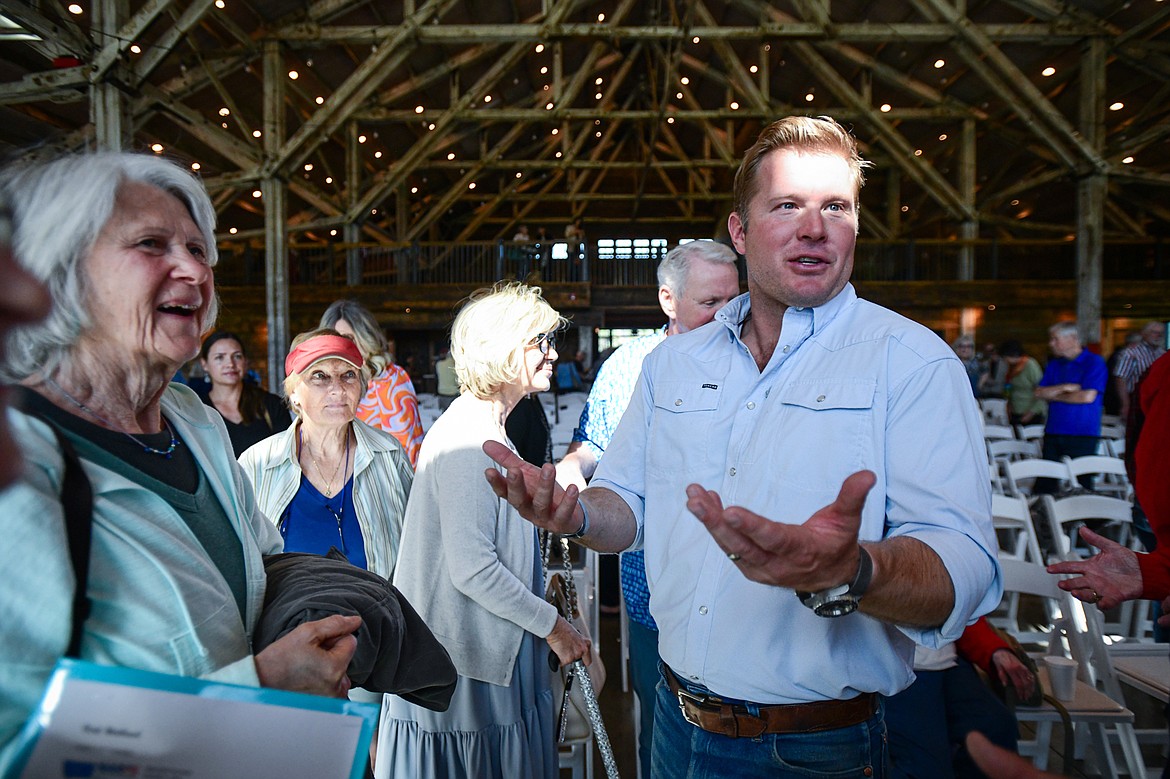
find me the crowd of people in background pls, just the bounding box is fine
[3,118,1170,779]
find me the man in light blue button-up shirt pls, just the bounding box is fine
[485,115,1000,778]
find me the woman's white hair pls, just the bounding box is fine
[0,152,219,381]
[450,282,566,400]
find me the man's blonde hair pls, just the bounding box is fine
[731,115,871,233]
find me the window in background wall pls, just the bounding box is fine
[596,328,661,353]
[596,238,669,260]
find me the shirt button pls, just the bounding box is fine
[817,394,826,402]
[729,467,736,476]
[746,401,755,410]
[782,345,790,353]
[699,606,708,615]
[674,399,683,406]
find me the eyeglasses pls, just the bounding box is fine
[529,331,557,356]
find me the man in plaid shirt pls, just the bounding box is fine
[1114,321,1166,421]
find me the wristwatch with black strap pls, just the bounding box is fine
[795,545,873,618]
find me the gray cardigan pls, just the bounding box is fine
[392,394,558,686]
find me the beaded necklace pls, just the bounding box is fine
[44,376,179,458]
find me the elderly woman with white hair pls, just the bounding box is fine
[0,153,359,774]
[377,282,591,779]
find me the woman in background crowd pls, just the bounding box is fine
[197,330,291,456]
[0,153,356,775]
[238,328,412,575]
[1000,340,1046,425]
[319,299,424,467]
[378,283,590,779]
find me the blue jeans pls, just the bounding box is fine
[1037,434,1099,493]
[628,619,659,779]
[885,661,1018,779]
[651,669,887,779]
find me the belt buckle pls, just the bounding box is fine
[675,686,710,728]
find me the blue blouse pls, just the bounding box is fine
[280,476,367,570]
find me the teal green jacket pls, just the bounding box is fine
[0,384,282,773]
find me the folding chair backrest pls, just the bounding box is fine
[983,423,1015,441]
[1038,494,1134,559]
[1016,423,1046,443]
[989,461,1006,496]
[988,439,1041,463]
[981,398,1010,426]
[1063,455,1132,500]
[1004,458,1071,498]
[994,557,1067,649]
[991,494,1045,564]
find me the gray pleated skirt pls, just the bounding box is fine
[375,627,556,779]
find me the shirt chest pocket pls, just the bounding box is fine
[761,379,877,491]
[647,381,722,475]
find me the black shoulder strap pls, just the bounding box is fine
[45,423,94,658]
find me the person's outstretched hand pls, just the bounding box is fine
[483,440,583,536]
[254,614,361,698]
[684,470,876,591]
[1047,526,1143,610]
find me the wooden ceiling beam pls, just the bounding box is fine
[269,22,1101,45]
[913,0,1106,173]
[263,0,461,179]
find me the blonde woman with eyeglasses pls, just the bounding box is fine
[377,282,591,779]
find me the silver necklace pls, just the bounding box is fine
[300,428,349,497]
[44,376,180,459]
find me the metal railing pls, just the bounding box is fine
[213,237,1170,287]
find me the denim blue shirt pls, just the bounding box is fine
[590,285,1000,704]
[572,329,666,631]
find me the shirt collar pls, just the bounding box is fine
[715,284,856,338]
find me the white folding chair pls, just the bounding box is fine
[1106,437,1126,459]
[1039,493,1134,560]
[991,494,1048,633]
[989,461,1007,496]
[980,397,1010,426]
[1063,455,1133,501]
[987,438,1041,464]
[992,494,1045,564]
[998,559,1148,778]
[1037,493,1144,639]
[1004,458,1073,500]
[1016,423,1046,444]
[983,423,1015,442]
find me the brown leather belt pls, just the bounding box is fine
[665,667,876,738]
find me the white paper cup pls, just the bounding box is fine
[1043,655,1078,701]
